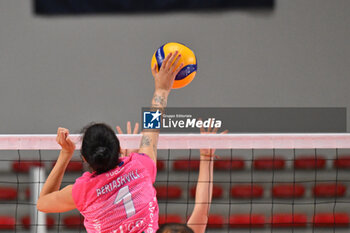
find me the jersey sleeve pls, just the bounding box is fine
[132,153,157,183]
[71,172,91,211]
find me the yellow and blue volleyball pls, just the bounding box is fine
[151,42,197,89]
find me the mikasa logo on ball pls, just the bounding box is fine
[163,118,222,129]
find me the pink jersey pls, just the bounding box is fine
[72,153,159,233]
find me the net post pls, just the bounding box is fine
[30,167,47,233]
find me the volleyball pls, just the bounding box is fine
[151,42,197,89]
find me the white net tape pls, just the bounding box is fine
[1,133,350,150]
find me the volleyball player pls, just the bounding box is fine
[37,51,184,233]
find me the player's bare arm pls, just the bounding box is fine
[138,51,183,163]
[187,126,228,233]
[37,127,76,213]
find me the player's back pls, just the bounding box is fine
[72,153,159,233]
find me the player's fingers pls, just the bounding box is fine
[58,128,68,137]
[57,128,65,139]
[221,130,229,134]
[171,54,182,72]
[56,127,61,141]
[127,121,131,134]
[116,126,123,135]
[208,119,212,132]
[151,63,157,76]
[199,118,205,134]
[62,130,68,141]
[58,131,65,144]
[174,63,184,76]
[133,123,139,134]
[64,129,69,138]
[161,53,172,70]
[212,127,219,134]
[165,51,178,70]
[58,127,66,132]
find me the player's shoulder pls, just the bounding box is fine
[76,171,92,182]
[128,152,154,164]
[73,171,96,191]
[123,152,154,168]
[129,152,151,159]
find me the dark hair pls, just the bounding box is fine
[81,123,120,175]
[157,223,194,233]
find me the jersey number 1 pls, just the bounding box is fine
[114,186,136,218]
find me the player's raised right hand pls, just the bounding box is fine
[151,51,183,93]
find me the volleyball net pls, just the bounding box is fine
[1,134,350,233]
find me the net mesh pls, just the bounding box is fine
[0,134,350,233]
